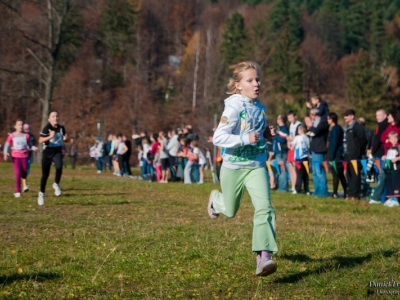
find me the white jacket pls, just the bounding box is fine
[213,94,268,169]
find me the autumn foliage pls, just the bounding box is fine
[1,0,400,151]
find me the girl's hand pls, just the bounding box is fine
[48,129,55,139]
[249,132,260,144]
[3,153,9,161]
[392,157,399,163]
[63,133,68,141]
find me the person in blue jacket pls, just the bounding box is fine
[273,114,289,191]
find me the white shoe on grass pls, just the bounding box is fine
[14,193,21,198]
[256,256,278,276]
[368,199,381,204]
[38,192,45,206]
[53,183,62,196]
[386,199,399,207]
[23,186,29,192]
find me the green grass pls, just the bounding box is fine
[0,163,399,299]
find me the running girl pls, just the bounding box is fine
[208,61,278,277]
[3,119,30,197]
[38,110,67,205]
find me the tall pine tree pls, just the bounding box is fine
[220,12,249,65]
[267,0,303,95]
[345,50,387,122]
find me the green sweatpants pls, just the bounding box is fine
[212,166,278,253]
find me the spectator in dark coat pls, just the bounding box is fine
[357,117,374,155]
[122,134,133,177]
[307,108,329,197]
[343,109,367,200]
[327,112,347,198]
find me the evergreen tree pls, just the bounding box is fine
[241,0,274,5]
[345,50,387,121]
[267,0,304,95]
[385,0,400,20]
[220,12,249,65]
[56,6,84,72]
[268,0,304,44]
[315,0,343,57]
[100,0,137,59]
[341,0,367,54]
[268,26,303,95]
[384,39,400,75]
[369,0,386,66]
[304,0,324,14]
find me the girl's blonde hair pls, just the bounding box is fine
[226,61,261,95]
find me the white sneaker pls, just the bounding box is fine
[292,190,297,195]
[384,200,392,207]
[256,256,278,276]
[38,192,45,206]
[368,199,381,205]
[52,183,62,196]
[14,193,21,198]
[388,199,399,207]
[23,186,29,192]
[96,170,102,174]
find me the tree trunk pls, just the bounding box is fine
[192,33,200,112]
[41,63,54,130]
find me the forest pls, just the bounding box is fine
[1,0,400,150]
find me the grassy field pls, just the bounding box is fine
[0,163,399,299]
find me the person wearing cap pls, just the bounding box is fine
[23,123,38,189]
[343,109,367,200]
[307,108,329,197]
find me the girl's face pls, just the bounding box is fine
[235,68,260,101]
[48,112,59,126]
[15,121,23,133]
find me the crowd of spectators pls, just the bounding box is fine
[82,125,209,185]
[269,94,400,207]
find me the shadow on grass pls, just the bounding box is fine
[62,192,131,197]
[275,249,398,283]
[56,200,135,206]
[0,272,60,285]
